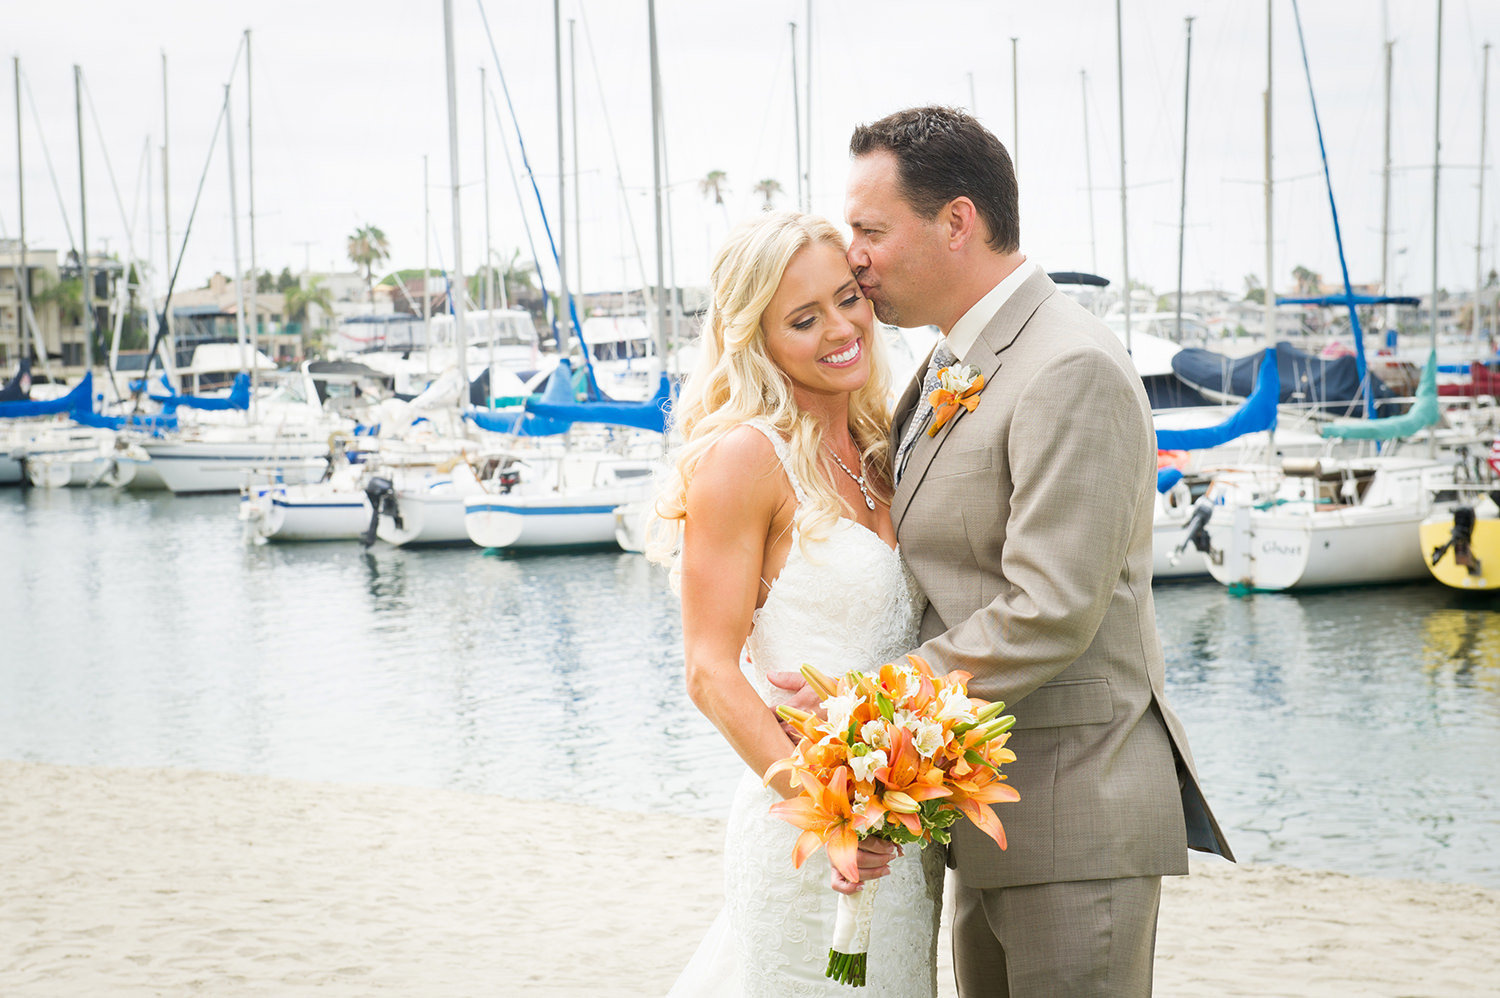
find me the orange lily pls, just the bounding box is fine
[769,765,862,882]
[926,369,985,437]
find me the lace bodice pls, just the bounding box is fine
[670,421,938,998]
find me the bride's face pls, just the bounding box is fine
[760,241,874,404]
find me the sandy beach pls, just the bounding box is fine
[2,759,1497,997]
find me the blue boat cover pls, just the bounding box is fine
[0,372,92,419]
[150,372,251,413]
[524,359,671,433]
[71,408,179,435]
[1171,340,1391,407]
[1156,467,1185,494]
[1155,347,1280,451]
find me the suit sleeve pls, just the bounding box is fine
[912,343,1153,706]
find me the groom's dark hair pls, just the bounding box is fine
[849,106,1019,254]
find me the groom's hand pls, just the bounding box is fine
[765,671,823,739]
[831,838,902,895]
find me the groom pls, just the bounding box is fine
[777,106,1233,996]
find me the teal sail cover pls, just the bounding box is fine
[1320,350,1439,441]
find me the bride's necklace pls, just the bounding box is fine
[825,444,877,511]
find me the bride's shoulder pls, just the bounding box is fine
[688,424,792,515]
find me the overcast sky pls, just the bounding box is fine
[6,0,1499,306]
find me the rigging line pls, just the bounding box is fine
[475,0,596,391]
[483,83,554,333]
[578,0,652,302]
[135,76,236,402]
[79,70,146,280]
[19,66,78,257]
[1290,0,1373,420]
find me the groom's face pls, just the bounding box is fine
[845,150,948,329]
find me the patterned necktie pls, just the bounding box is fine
[894,341,958,484]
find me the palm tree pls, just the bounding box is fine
[1292,264,1321,296]
[285,276,336,360]
[347,223,391,310]
[753,178,784,211]
[700,170,731,229]
[699,169,729,206]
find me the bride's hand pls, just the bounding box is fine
[830,838,902,895]
[765,671,825,739]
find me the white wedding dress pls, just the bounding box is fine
[669,422,943,998]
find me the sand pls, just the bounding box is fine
[2,759,1497,997]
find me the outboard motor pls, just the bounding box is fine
[1430,505,1482,577]
[361,476,402,548]
[1169,500,1216,567]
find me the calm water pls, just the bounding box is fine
[2,486,1498,888]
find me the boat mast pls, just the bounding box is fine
[571,18,582,298]
[75,65,95,375]
[805,0,813,212]
[481,66,491,316]
[1475,42,1490,344]
[1428,0,1442,459]
[1263,0,1276,467]
[481,66,494,402]
[1175,17,1193,345]
[161,52,175,383]
[1380,22,1394,337]
[442,0,467,402]
[224,83,248,380]
[1115,0,1131,352]
[1011,37,1019,177]
[245,29,259,418]
[553,0,571,357]
[790,22,803,212]
[14,57,47,381]
[1081,70,1098,275]
[422,154,431,378]
[649,0,669,374]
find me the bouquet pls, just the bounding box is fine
[765,655,1019,987]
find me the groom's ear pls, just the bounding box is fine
[943,197,980,251]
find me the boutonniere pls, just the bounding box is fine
[926,364,985,436]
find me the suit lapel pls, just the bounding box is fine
[892,270,1056,532]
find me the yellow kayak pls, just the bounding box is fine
[1420,496,1500,591]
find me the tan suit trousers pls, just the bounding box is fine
[952,875,1161,997]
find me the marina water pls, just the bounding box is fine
[2,486,1497,888]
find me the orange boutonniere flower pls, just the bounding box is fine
[926,363,985,437]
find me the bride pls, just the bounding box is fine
[652,211,942,996]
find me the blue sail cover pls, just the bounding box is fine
[71,408,179,435]
[0,372,92,419]
[1171,340,1392,407]
[524,359,671,433]
[150,372,251,413]
[1155,347,1280,451]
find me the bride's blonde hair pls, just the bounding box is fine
[649,211,892,574]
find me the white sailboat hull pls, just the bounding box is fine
[144,439,330,494]
[242,485,371,542]
[465,495,628,549]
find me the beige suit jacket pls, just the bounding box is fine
[892,270,1233,889]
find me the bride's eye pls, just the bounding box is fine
[839,294,860,308]
[792,315,817,331]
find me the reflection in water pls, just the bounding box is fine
[2,488,1497,887]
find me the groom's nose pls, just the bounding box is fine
[847,240,870,273]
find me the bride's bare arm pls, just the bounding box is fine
[680,428,800,799]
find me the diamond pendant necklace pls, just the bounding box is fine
[826,444,877,511]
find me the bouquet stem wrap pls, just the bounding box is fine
[827,879,879,986]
